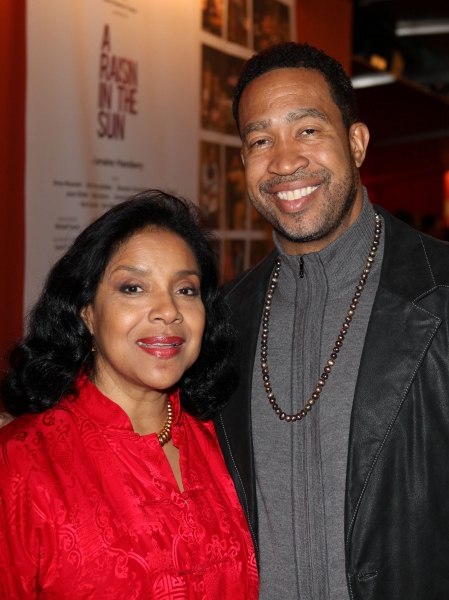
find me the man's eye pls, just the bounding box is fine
[251,138,268,148]
[301,128,317,136]
[120,284,143,294]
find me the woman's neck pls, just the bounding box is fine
[90,368,169,436]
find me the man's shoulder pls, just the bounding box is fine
[416,231,449,284]
[382,208,449,285]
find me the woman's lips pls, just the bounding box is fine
[136,336,184,358]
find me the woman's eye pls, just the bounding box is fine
[120,284,143,294]
[178,286,199,297]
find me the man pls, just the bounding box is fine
[213,42,449,599]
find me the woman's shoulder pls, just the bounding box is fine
[0,400,83,479]
[182,410,216,435]
[181,411,222,458]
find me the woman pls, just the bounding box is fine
[0,190,258,599]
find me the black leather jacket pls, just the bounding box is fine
[214,208,449,599]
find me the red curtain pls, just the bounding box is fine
[0,0,26,377]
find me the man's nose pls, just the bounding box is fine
[267,139,309,175]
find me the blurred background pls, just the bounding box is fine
[1,0,449,370]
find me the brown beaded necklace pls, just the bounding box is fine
[157,399,173,446]
[261,211,382,422]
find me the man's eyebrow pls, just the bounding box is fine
[285,108,328,124]
[242,108,328,143]
[242,119,271,144]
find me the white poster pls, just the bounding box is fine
[25,0,200,309]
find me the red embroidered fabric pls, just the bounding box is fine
[0,377,258,599]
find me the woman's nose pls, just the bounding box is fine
[148,292,182,324]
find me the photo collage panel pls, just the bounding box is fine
[200,0,292,279]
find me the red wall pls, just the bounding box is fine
[361,138,447,223]
[363,171,444,221]
[0,0,26,375]
[296,0,353,74]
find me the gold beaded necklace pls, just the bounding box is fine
[157,399,173,446]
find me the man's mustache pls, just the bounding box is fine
[260,169,330,193]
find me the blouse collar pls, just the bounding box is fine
[72,374,182,436]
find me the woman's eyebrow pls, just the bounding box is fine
[177,269,200,277]
[109,266,200,278]
[110,265,149,275]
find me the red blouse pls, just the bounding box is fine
[0,377,258,599]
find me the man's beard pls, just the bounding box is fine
[250,162,359,246]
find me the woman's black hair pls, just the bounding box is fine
[1,190,237,421]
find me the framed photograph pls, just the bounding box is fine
[201,45,245,135]
[202,0,224,37]
[225,146,246,229]
[199,141,221,229]
[253,0,291,51]
[228,0,249,47]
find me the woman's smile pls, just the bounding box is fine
[136,336,185,357]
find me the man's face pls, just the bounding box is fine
[239,68,369,254]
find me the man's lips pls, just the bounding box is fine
[265,178,321,197]
[275,184,320,201]
[137,336,184,358]
[264,182,321,213]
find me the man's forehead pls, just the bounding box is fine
[244,67,329,93]
[239,69,339,130]
[240,68,335,112]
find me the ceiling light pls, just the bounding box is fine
[396,19,449,37]
[351,73,396,89]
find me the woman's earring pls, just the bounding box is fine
[91,335,96,352]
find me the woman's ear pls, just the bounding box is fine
[349,122,370,168]
[80,305,93,334]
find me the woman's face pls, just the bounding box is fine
[81,228,206,400]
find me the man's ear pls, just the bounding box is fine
[349,122,370,168]
[240,148,245,167]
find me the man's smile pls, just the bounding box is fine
[260,177,325,214]
[275,185,320,201]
